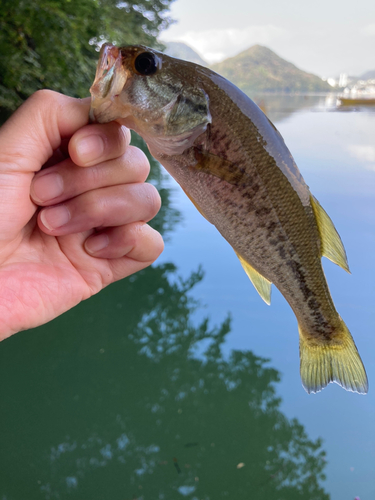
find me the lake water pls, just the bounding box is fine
[0,95,374,500]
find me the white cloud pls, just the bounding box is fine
[347,145,375,170]
[161,25,289,64]
[361,24,375,36]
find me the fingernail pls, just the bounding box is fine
[76,134,105,163]
[85,234,109,254]
[32,172,64,202]
[40,205,71,230]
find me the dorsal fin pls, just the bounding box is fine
[235,252,272,305]
[310,196,350,273]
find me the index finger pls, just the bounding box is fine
[68,122,131,167]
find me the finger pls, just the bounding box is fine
[55,224,163,292]
[41,138,70,169]
[107,227,164,282]
[31,146,150,206]
[84,222,164,261]
[68,122,131,167]
[0,92,91,243]
[0,91,91,174]
[31,146,149,205]
[37,183,161,235]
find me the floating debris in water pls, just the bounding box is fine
[184,442,198,448]
[173,457,181,474]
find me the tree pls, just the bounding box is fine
[0,0,174,115]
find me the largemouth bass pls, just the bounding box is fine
[89,44,368,394]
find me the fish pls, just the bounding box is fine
[89,43,368,395]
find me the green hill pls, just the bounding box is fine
[211,45,331,94]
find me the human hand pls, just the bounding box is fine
[0,90,163,340]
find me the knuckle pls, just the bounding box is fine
[142,225,164,261]
[142,183,161,218]
[152,230,164,258]
[107,122,128,154]
[82,190,105,222]
[134,223,164,262]
[86,163,104,186]
[27,90,57,119]
[126,146,150,181]
[30,89,56,104]
[29,90,68,114]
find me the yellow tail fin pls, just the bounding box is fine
[299,319,368,394]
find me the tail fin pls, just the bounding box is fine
[299,319,368,394]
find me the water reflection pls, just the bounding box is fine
[252,93,375,126]
[0,111,331,500]
[252,94,331,123]
[0,265,329,499]
[347,144,375,171]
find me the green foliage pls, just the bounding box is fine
[0,0,174,111]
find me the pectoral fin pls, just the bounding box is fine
[193,148,246,185]
[236,252,272,305]
[310,196,350,273]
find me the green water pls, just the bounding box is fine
[0,95,374,499]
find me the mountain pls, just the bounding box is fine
[162,41,208,67]
[211,45,331,94]
[360,69,375,80]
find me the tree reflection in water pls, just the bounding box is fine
[0,139,329,500]
[0,264,329,500]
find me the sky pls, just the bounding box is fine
[160,0,375,77]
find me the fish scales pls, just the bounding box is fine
[89,44,368,394]
[167,71,337,337]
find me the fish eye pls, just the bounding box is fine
[134,52,159,76]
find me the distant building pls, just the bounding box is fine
[327,78,337,87]
[339,73,348,87]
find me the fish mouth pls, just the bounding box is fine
[89,43,127,123]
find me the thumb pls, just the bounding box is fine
[0,90,91,174]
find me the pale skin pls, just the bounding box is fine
[0,90,164,340]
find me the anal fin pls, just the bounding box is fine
[311,196,350,273]
[236,252,272,305]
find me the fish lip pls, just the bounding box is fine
[89,106,96,123]
[90,43,121,98]
[89,43,127,121]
